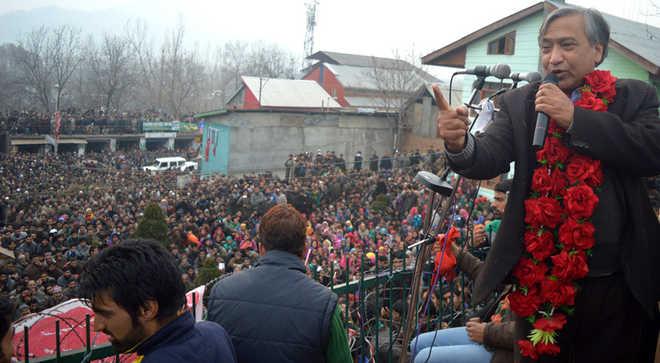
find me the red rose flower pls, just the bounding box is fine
[540,278,577,306]
[550,250,589,281]
[509,287,542,317]
[513,258,548,287]
[566,155,603,187]
[518,340,539,360]
[547,121,564,138]
[533,313,567,333]
[524,229,556,261]
[532,168,568,196]
[591,98,608,112]
[558,219,595,250]
[536,342,561,356]
[524,197,564,228]
[564,185,599,220]
[576,89,611,112]
[548,169,569,196]
[575,90,598,110]
[584,70,617,102]
[536,136,571,166]
[531,168,552,194]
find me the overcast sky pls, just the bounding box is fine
[1,0,658,67]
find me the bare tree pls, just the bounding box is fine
[49,26,83,111]
[369,49,434,151]
[244,42,298,79]
[88,33,135,110]
[11,25,82,113]
[0,44,33,112]
[126,19,164,112]
[218,41,299,102]
[5,22,299,116]
[159,23,206,118]
[11,27,53,113]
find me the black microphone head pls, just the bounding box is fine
[489,64,511,79]
[526,72,542,83]
[543,73,559,84]
[471,65,489,76]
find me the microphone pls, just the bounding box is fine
[456,64,511,79]
[510,72,542,83]
[532,73,559,148]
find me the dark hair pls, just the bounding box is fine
[0,295,15,358]
[494,179,512,194]
[539,7,610,66]
[78,239,185,323]
[258,204,306,256]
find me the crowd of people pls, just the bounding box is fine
[0,108,192,136]
[0,146,493,328]
[285,148,445,181]
[1,145,657,360]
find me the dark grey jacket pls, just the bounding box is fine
[207,250,338,363]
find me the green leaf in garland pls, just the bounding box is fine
[529,329,557,345]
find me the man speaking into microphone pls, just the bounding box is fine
[435,7,659,363]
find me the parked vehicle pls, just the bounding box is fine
[142,157,198,172]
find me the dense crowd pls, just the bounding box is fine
[0,108,192,135]
[285,148,445,180]
[0,147,491,318]
[2,146,658,360]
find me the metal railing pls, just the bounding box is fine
[21,245,480,363]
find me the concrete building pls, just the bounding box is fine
[198,74,397,175]
[195,109,395,176]
[302,51,439,110]
[301,51,459,153]
[8,121,199,155]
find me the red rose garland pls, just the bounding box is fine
[511,70,616,359]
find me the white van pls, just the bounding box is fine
[142,157,198,172]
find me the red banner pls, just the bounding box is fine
[53,111,62,140]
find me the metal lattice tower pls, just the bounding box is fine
[303,0,319,68]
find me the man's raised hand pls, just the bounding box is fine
[434,85,470,152]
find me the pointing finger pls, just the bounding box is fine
[433,85,451,111]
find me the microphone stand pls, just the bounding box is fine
[398,76,491,363]
[465,76,487,110]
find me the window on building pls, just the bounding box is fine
[487,31,516,55]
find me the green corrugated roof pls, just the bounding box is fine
[194,109,228,119]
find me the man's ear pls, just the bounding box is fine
[138,300,159,322]
[593,43,605,66]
